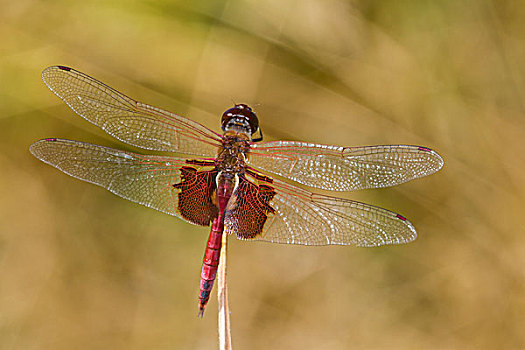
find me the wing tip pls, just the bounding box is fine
[29,138,60,162]
[417,145,445,173]
[360,211,417,247]
[41,65,74,90]
[29,138,46,155]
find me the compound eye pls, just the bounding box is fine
[221,104,259,135]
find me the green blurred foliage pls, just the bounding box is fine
[1,0,525,349]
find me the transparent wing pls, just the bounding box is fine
[29,138,209,223]
[226,177,417,247]
[31,139,417,246]
[249,141,444,191]
[42,66,222,156]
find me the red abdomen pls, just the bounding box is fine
[198,217,224,316]
[197,172,236,316]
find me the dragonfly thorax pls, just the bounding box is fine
[215,131,250,174]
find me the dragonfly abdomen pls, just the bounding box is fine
[198,172,238,316]
[198,217,223,317]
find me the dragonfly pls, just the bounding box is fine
[30,66,444,316]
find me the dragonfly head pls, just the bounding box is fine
[221,104,263,141]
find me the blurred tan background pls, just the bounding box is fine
[1,0,524,349]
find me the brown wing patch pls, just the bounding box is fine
[173,166,218,226]
[225,175,276,239]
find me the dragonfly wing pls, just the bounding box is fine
[225,176,417,247]
[42,66,222,156]
[29,138,218,225]
[249,142,444,191]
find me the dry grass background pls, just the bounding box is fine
[1,0,524,349]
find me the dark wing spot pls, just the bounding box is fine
[396,214,407,221]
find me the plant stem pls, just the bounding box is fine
[217,233,232,350]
